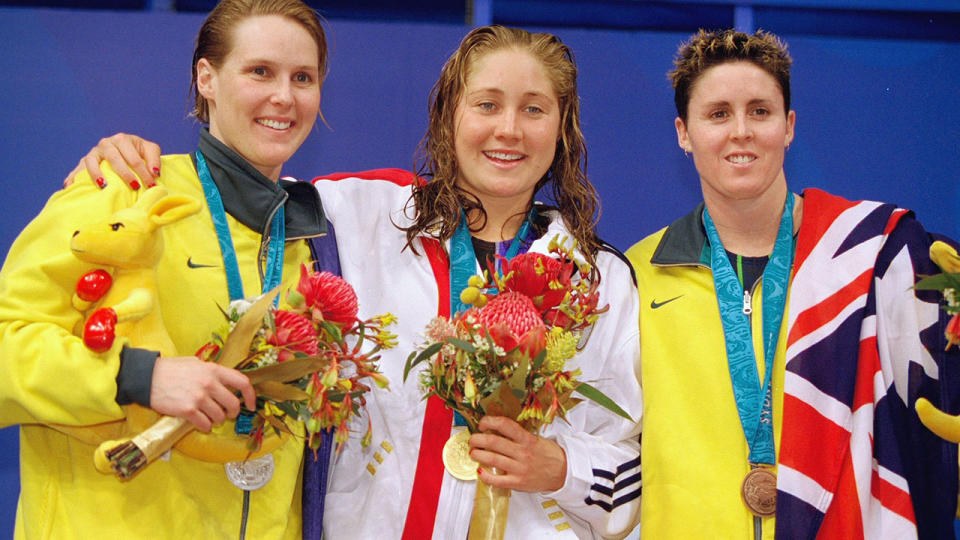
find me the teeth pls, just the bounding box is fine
[727,154,755,163]
[485,151,523,161]
[258,118,292,130]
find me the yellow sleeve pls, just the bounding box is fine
[0,168,138,428]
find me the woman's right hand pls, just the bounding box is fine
[63,133,163,190]
[150,356,257,433]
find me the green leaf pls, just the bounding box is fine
[575,382,633,421]
[244,356,326,384]
[275,401,299,418]
[263,413,295,436]
[915,272,960,291]
[320,321,343,343]
[403,342,444,381]
[446,337,476,353]
[508,355,530,397]
[254,380,311,402]
[531,349,546,372]
[218,287,281,368]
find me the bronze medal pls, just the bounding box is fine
[442,429,478,481]
[741,466,777,517]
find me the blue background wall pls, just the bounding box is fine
[1,3,958,536]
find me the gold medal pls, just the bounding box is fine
[741,466,777,517]
[442,428,478,481]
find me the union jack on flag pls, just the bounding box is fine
[776,188,960,539]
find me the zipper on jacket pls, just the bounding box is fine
[748,276,763,540]
[257,192,289,287]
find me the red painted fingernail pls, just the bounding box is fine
[152,167,160,176]
[477,467,483,475]
[146,180,157,189]
[95,177,106,189]
[130,180,141,190]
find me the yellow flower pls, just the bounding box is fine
[517,395,544,422]
[264,402,285,417]
[377,312,398,326]
[378,329,399,348]
[460,286,481,306]
[545,327,577,370]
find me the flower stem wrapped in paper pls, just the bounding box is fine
[404,236,631,540]
[913,240,960,442]
[96,264,395,479]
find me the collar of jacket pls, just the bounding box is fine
[650,203,711,267]
[195,128,327,240]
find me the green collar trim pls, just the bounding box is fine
[650,203,711,267]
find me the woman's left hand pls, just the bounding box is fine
[468,415,567,493]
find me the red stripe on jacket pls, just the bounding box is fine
[401,237,453,540]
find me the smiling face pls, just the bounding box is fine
[453,48,561,215]
[676,61,795,206]
[197,15,321,181]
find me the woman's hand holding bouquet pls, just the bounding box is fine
[97,264,395,479]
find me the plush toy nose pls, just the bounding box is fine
[72,230,80,238]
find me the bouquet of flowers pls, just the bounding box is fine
[96,264,395,479]
[404,236,631,539]
[914,240,960,442]
[916,240,960,349]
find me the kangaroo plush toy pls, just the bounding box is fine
[61,187,280,478]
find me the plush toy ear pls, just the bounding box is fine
[135,184,169,211]
[147,194,202,228]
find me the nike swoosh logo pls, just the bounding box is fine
[187,257,217,269]
[650,295,683,309]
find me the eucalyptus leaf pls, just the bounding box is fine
[276,401,299,418]
[218,287,281,368]
[404,342,444,381]
[254,380,311,402]
[478,381,524,421]
[446,337,476,353]
[508,355,530,396]
[245,356,326,384]
[575,382,632,421]
[263,413,294,435]
[531,349,546,372]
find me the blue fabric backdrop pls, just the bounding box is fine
[1,6,958,536]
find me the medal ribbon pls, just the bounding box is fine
[196,151,286,304]
[450,208,535,315]
[449,208,535,427]
[702,194,793,466]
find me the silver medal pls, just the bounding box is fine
[224,453,274,490]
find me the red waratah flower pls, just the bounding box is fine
[268,310,319,362]
[504,253,570,314]
[478,291,547,356]
[296,264,359,325]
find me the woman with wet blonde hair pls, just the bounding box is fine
[407,25,600,270]
[311,25,640,539]
[66,23,642,539]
